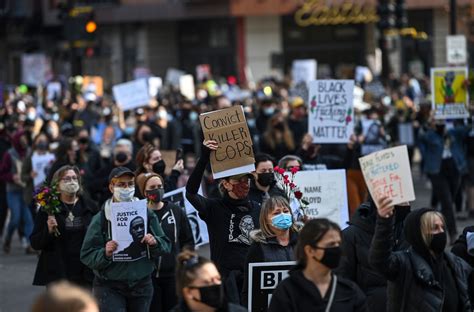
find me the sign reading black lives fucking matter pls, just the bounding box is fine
[199,106,255,179]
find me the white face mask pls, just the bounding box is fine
[114,187,135,202]
[60,181,80,194]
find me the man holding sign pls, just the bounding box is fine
[81,167,170,312]
[186,137,261,304]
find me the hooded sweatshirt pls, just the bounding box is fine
[0,130,28,191]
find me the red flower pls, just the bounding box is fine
[274,166,280,172]
[277,168,285,175]
[289,182,296,189]
[283,179,289,185]
[294,191,303,199]
[290,167,299,175]
[283,175,289,180]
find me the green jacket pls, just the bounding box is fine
[80,198,170,285]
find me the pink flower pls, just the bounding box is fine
[277,168,285,175]
[290,167,299,175]
[274,166,280,172]
[283,179,289,185]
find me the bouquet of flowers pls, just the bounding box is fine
[273,166,309,217]
[34,183,62,236]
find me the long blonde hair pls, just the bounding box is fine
[420,211,445,246]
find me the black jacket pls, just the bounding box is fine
[452,226,474,268]
[30,195,98,286]
[369,211,472,312]
[337,202,410,312]
[152,201,194,278]
[170,300,247,312]
[242,230,298,306]
[268,269,367,312]
[247,180,286,206]
[185,147,261,276]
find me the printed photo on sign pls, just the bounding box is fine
[199,106,255,179]
[359,145,415,206]
[431,67,469,119]
[248,261,296,312]
[292,170,349,229]
[308,80,354,143]
[111,200,148,262]
[164,187,209,246]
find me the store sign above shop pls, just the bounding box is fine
[295,0,378,26]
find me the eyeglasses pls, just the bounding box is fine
[61,176,78,182]
[115,182,135,188]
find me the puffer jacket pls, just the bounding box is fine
[369,211,472,312]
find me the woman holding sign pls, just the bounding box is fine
[268,218,367,312]
[186,140,261,304]
[30,165,98,287]
[241,196,300,306]
[369,197,472,311]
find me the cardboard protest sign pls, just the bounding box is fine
[308,80,354,143]
[431,67,469,119]
[292,170,349,229]
[361,119,387,155]
[248,261,296,312]
[180,74,195,100]
[112,79,150,111]
[359,145,415,206]
[199,106,255,179]
[31,152,55,188]
[164,187,209,246]
[111,199,148,262]
[292,59,317,86]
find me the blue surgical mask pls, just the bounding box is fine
[114,187,135,202]
[189,111,198,121]
[124,127,135,136]
[271,213,293,230]
[263,107,275,116]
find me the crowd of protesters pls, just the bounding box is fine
[0,70,473,311]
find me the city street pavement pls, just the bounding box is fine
[0,163,472,312]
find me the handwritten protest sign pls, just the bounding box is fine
[111,200,148,262]
[292,59,317,85]
[112,79,150,111]
[199,106,255,179]
[431,67,469,119]
[308,80,354,143]
[164,187,209,246]
[292,170,349,229]
[359,145,415,206]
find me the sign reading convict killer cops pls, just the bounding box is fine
[199,106,255,179]
[111,199,148,262]
[292,169,349,229]
[308,80,355,143]
[431,67,469,119]
[359,145,415,206]
[248,261,296,312]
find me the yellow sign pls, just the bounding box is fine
[295,0,379,27]
[431,67,469,119]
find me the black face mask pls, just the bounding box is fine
[115,152,128,163]
[313,246,342,269]
[274,123,285,131]
[142,131,153,143]
[430,232,447,255]
[194,284,225,309]
[145,188,164,203]
[152,160,166,176]
[36,141,49,151]
[257,172,275,187]
[78,137,89,145]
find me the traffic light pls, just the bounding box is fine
[377,0,396,31]
[395,0,408,29]
[63,7,97,43]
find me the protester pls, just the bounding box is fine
[337,198,411,312]
[46,138,79,183]
[287,97,308,147]
[186,139,261,303]
[31,281,99,312]
[369,197,472,311]
[277,155,303,172]
[136,172,195,312]
[295,134,328,170]
[135,143,184,193]
[242,196,299,305]
[260,113,295,161]
[419,119,469,241]
[80,167,170,311]
[30,165,98,287]
[451,225,474,268]
[345,134,368,216]
[0,130,35,254]
[268,218,367,311]
[248,153,285,205]
[171,249,247,312]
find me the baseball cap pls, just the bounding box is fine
[108,167,135,183]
